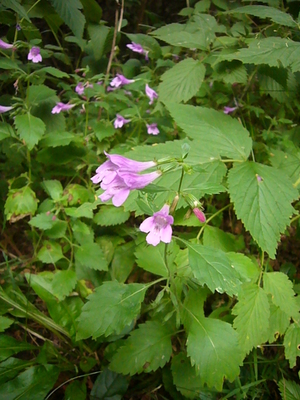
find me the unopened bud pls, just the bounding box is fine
[193,208,206,223]
[170,194,180,213]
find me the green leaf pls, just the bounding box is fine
[185,242,243,296]
[212,60,247,85]
[49,0,86,38]
[90,368,128,400]
[226,6,297,28]
[87,23,109,60]
[228,161,298,258]
[94,121,115,142]
[94,205,130,226]
[0,316,13,332]
[111,242,136,283]
[278,379,300,400]
[166,103,252,160]
[0,358,29,386]
[29,213,56,230]
[26,85,57,105]
[4,186,38,221]
[40,131,78,147]
[184,315,242,390]
[51,270,77,301]
[110,321,173,375]
[76,281,147,340]
[35,67,70,78]
[203,225,244,253]
[221,38,300,72]
[270,149,300,189]
[135,241,179,277]
[267,302,290,343]
[75,242,108,271]
[284,323,300,368]
[41,180,63,201]
[80,0,102,23]
[1,0,30,22]
[0,364,59,400]
[263,272,298,319]
[227,252,260,283]
[232,284,270,354]
[0,335,36,362]
[159,58,205,103]
[171,353,209,399]
[65,202,97,218]
[65,380,87,400]
[126,33,162,59]
[0,122,14,141]
[15,113,46,150]
[37,241,64,264]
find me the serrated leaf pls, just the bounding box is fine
[212,61,247,85]
[1,0,30,22]
[87,23,109,60]
[37,241,64,264]
[41,180,63,201]
[90,368,128,400]
[203,225,244,253]
[166,103,252,160]
[49,0,86,39]
[284,323,300,368]
[40,131,77,147]
[51,270,77,301]
[0,316,13,332]
[227,252,260,283]
[184,314,242,390]
[221,38,300,72]
[159,58,205,103]
[110,321,173,375]
[76,281,147,340]
[184,242,243,296]
[111,242,135,283]
[36,67,70,78]
[233,284,270,354]
[0,122,14,141]
[65,202,97,219]
[94,205,130,226]
[278,379,300,400]
[0,364,59,400]
[171,353,208,399]
[4,186,38,221]
[228,161,298,258]
[135,241,179,277]
[27,85,57,105]
[226,6,297,28]
[267,302,290,343]
[29,213,56,230]
[270,149,300,189]
[264,272,298,319]
[15,114,45,150]
[75,242,108,271]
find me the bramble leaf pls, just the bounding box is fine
[228,161,297,258]
[94,205,130,226]
[75,242,108,271]
[76,282,147,339]
[159,58,205,103]
[284,323,300,368]
[37,241,64,264]
[233,284,270,354]
[15,113,46,150]
[109,321,173,375]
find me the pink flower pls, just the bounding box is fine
[110,74,135,88]
[0,39,13,49]
[75,82,85,95]
[146,123,159,135]
[51,102,75,114]
[127,42,149,60]
[91,152,156,185]
[193,208,206,223]
[145,84,158,105]
[91,152,159,207]
[223,106,238,114]
[114,114,130,129]
[139,204,174,246]
[28,47,42,63]
[0,105,13,113]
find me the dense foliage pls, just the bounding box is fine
[0,0,300,398]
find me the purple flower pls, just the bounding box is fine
[147,123,159,135]
[91,152,156,185]
[51,102,75,114]
[223,106,238,114]
[0,105,13,113]
[28,47,42,63]
[145,84,158,105]
[114,114,130,129]
[75,82,85,95]
[139,204,174,246]
[193,208,206,223]
[110,74,135,88]
[127,42,149,60]
[16,24,21,31]
[0,39,13,49]
[91,152,159,207]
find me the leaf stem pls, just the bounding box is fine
[196,203,231,241]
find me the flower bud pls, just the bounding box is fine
[193,208,206,223]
